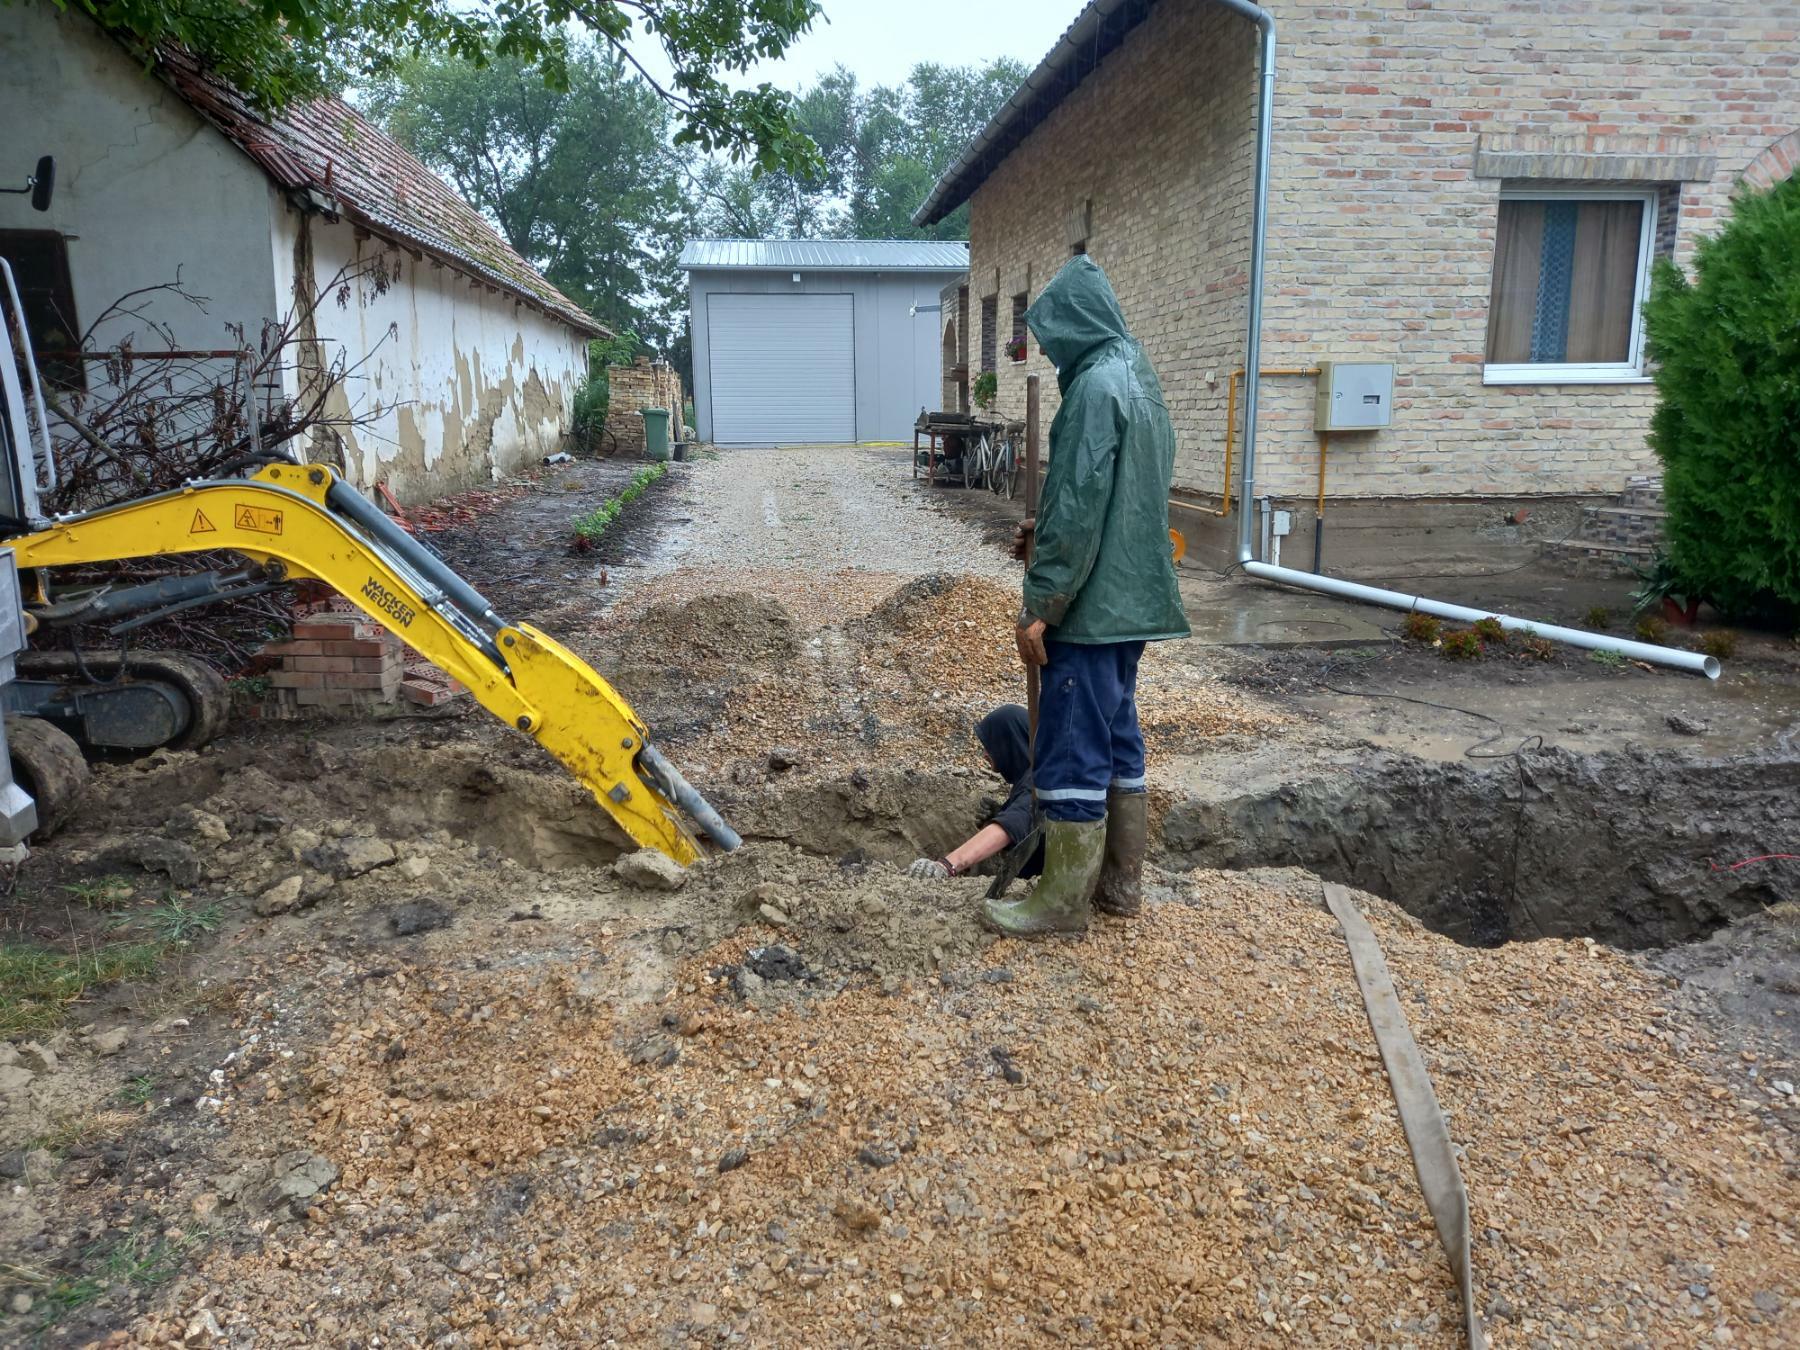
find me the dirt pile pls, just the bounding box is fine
[628,592,803,667]
[118,868,1798,1346]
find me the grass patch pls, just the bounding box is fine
[132,897,222,945]
[60,876,134,910]
[1589,648,1628,669]
[573,462,668,547]
[118,1073,159,1107]
[0,940,168,1038]
[1584,606,1611,630]
[1699,629,1738,660]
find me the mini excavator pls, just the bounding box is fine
[0,256,738,863]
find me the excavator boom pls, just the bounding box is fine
[5,462,737,864]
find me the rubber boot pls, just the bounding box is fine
[1093,790,1147,918]
[981,818,1104,938]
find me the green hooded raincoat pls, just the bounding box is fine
[1022,257,1190,644]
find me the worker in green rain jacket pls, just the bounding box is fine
[987,254,1189,939]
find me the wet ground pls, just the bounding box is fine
[1,443,1796,1345]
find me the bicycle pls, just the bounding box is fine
[987,423,1024,499]
[963,426,994,490]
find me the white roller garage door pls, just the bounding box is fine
[707,293,855,443]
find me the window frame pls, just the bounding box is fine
[1482,186,1658,387]
[1008,292,1028,364]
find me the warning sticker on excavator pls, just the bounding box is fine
[188,508,217,534]
[234,504,284,536]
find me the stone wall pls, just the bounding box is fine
[605,356,686,457]
[961,0,1800,503]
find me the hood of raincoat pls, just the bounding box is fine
[1026,255,1131,391]
[975,704,1031,785]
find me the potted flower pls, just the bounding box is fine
[1005,337,1027,363]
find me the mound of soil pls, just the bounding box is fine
[632,592,802,666]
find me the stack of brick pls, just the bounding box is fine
[265,615,403,709]
[604,355,686,456]
[257,607,472,716]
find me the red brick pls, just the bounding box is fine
[350,657,399,675]
[294,618,380,641]
[269,671,325,689]
[260,639,324,657]
[290,655,357,674]
[321,639,392,658]
[330,672,401,692]
[400,679,459,707]
[294,688,390,707]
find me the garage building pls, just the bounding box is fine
[680,239,968,446]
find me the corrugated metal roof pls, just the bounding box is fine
[679,239,970,272]
[913,0,1265,227]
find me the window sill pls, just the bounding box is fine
[1482,365,1652,387]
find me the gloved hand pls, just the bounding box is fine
[906,857,951,881]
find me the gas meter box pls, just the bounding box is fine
[1314,361,1394,432]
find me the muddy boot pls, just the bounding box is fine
[1093,790,1147,918]
[981,818,1104,938]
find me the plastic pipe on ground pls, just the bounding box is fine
[1221,1,1720,681]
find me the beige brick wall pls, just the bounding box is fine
[961,0,1800,501]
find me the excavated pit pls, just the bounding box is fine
[1161,745,1800,950]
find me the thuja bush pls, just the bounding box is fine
[1643,172,1800,623]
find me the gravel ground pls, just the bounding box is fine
[2,444,1795,1345]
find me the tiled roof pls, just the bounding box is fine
[156,48,605,336]
[679,239,970,272]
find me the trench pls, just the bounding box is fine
[1160,746,1800,950]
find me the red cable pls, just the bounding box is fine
[1709,854,1800,873]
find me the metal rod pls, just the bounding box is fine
[637,744,741,851]
[1217,2,1718,680]
[1314,429,1329,574]
[1024,373,1042,740]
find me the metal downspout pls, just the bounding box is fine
[1220,4,1719,680]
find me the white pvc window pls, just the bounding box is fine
[1483,188,1657,386]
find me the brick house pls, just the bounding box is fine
[915,0,1800,569]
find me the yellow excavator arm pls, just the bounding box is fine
[6,463,735,864]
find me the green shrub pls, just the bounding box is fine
[1520,634,1555,662]
[972,370,997,410]
[1439,628,1483,661]
[1634,613,1670,644]
[1584,606,1611,631]
[1700,629,1738,660]
[571,373,610,447]
[1643,173,1800,622]
[1400,612,1442,644]
[1472,616,1507,646]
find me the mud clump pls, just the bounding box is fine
[632,592,801,665]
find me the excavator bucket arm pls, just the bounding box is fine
[5,463,737,865]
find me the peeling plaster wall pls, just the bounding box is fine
[274,212,587,502]
[0,5,281,362]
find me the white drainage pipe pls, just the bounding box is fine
[1221,1,1719,682]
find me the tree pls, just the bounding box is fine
[691,57,1027,240]
[49,0,824,174]
[364,45,686,344]
[1642,172,1800,622]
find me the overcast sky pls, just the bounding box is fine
[627,0,1075,94]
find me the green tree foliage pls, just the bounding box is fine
[1643,173,1800,621]
[49,0,823,174]
[364,45,685,343]
[692,58,1027,240]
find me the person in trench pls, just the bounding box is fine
[906,705,1043,882]
[986,254,1189,937]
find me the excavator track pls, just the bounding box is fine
[15,649,232,751]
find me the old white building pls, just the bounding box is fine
[0,5,601,502]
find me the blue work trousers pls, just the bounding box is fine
[1034,638,1146,823]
